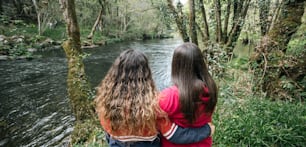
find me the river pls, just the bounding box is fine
[0,38,183,146]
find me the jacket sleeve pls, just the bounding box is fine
[158,117,211,144]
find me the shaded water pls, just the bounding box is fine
[0,38,182,146]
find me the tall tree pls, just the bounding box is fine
[223,0,231,42]
[214,0,222,42]
[258,0,271,36]
[251,0,305,100]
[225,0,251,52]
[87,0,105,40]
[199,0,209,41]
[189,0,198,45]
[166,0,189,42]
[269,0,281,32]
[32,0,42,35]
[59,0,96,143]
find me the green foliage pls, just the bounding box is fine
[228,57,249,70]
[287,38,306,56]
[214,71,306,146]
[214,96,305,146]
[205,43,228,78]
[3,23,37,37]
[0,15,11,26]
[42,27,66,41]
[75,0,102,28]
[8,43,32,57]
[279,74,306,102]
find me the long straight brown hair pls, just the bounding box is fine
[171,43,218,123]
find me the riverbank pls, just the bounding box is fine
[0,21,173,60]
[0,34,62,60]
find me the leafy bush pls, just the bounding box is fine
[205,42,228,78]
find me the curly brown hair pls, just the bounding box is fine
[95,49,160,134]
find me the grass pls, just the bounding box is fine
[213,68,305,146]
[214,97,305,146]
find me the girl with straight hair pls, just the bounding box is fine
[159,43,218,147]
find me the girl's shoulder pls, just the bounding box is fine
[162,85,178,93]
[158,86,180,114]
[159,86,178,99]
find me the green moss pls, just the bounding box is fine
[71,119,105,145]
[63,39,99,144]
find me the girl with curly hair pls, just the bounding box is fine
[159,43,218,147]
[95,49,214,147]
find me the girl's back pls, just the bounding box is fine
[159,43,218,147]
[159,86,213,147]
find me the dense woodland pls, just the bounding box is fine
[0,0,305,146]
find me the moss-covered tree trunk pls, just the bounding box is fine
[225,0,251,52]
[258,0,271,36]
[199,0,209,41]
[166,0,189,42]
[59,0,97,144]
[251,0,305,100]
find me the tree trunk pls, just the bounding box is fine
[87,9,103,39]
[98,0,106,31]
[196,23,205,44]
[251,0,305,100]
[232,0,242,28]
[269,0,281,32]
[223,0,231,42]
[59,0,96,144]
[189,0,198,45]
[166,0,189,42]
[32,0,41,35]
[199,0,209,41]
[258,0,271,36]
[268,0,305,53]
[214,0,222,43]
[226,0,251,53]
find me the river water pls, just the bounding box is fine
[0,38,182,146]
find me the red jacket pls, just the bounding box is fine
[159,86,213,147]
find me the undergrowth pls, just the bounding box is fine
[213,68,305,146]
